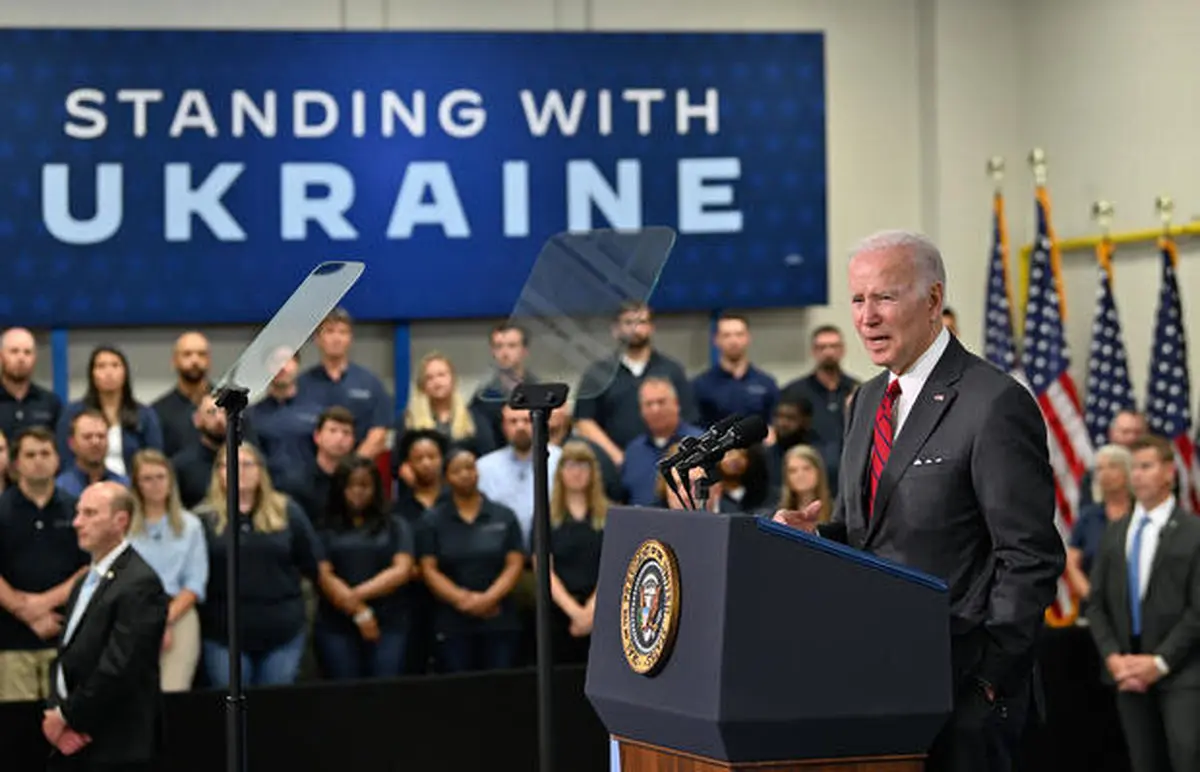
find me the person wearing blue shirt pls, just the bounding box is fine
[247,353,323,499]
[54,410,130,497]
[691,313,780,429]
[476,405,563,548]
[295,308,391,460]
[125,449,208,692]
[620,378,703,507]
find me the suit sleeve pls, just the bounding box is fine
[1084,525,1123,659]
[971,380,1065,690]
[1154,530,1200,671]
[60,572,168,734]
[817,385,859,545]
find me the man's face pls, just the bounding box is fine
[774,403,808,440]
[71,415,109,466]
[0,329,36,382]
[849,249,942,373]
[1110,412,1146,448]
[74,485,127,554]
[271,355,299,389]
[811,332,844,369]
[639,382,679,437]
[195,395,228,438]
[490,329,527,372]
[715,319,750,361]
[15,437,57,483]
[1130,447,1174,505]
[615,308,653,349]
[501,408,533,452]
[174,332,211,384]
[318,321,352,360]
[315,419,355,459]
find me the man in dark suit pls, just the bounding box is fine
[1085,434,1200,772]
[775,230,1065,772]
[43,481,168,772]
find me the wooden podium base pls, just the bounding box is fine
[615,736,926,772]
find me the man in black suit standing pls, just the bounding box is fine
[1086,434,1200,772]
[43,481,168,772]
[775,230,1064,772]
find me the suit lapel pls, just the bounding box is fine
[57,573,88,649]
[1109,516,1133,632]
[865,339,966,545]
[1146,507,1184,597]
[64,547,132,650]
[844,374,887,537]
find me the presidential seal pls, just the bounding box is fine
[620,539,681,676]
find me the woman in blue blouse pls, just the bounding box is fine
[56,345,163,476]
[126,448,208,692]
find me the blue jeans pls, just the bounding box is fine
[439,630,521,673]
[202,632,306,688]
[314,626,408,680]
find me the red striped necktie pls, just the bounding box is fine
[869,379,902,518]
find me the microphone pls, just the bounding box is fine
[674,414,768,472]
[656,415,739,505]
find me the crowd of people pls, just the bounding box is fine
[0,300,873,699]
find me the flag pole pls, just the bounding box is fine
[1156,195,1175,237]
[1092,200,1115,278]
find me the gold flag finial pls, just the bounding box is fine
[987,156,1005,190]
[1155,196,1174,230]
[1028,148,1048,186]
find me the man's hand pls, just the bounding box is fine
[456,591,500,618]
[162,626,174,652]
[16,592,57,625]
[355,613,381,643]
[1118,655,1164,691]
[42,708,66,744]
[56,729,92,756]
[31,612,63,641]
[569,605,595,637]
[772,500,824,534]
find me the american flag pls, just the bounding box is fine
[1020,187,1094,625]
[983,190,1019,373]
[1083,239,1136,449]
[1145,237,1200,513]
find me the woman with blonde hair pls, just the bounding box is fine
[547,441,607,662]
[1066,443,1134,601]
[778,445,833,524]
[196,443,325,687]
[400,352,495,458]
[127,449,209,692]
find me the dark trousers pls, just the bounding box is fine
[313,626,408,681]
[925,676,1031,772]
[438,630,521,673]
[1115,686,1200,772]
[47,754,152,772]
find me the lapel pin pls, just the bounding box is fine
[932,393,945,402]
[105,571,114,580]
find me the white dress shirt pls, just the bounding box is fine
[1126,496,1174,602]
[887,326,952,438]
[57,540,131,699]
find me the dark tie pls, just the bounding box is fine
[869,379,903,518]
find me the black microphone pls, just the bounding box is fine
[675,414,768,471]
[656,415,739,505]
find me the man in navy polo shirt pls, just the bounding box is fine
[692,313,780,431]
[620,378,702,507]
[54,410,130,497]
[0,427,87,702]
[248,352,323,499]
[295,308,391,460]
[0,328,62,442]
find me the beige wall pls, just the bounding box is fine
[5,0,1198,423]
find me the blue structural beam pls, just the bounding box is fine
[393,322,411,420]
[51,329,69,402]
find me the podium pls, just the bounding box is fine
[584,508,953,771]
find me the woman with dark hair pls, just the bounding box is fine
[314,457,415,680]
[709,444,771,514]
[417,446,524,673]
[56,345,163,476]
[390,428,450,525]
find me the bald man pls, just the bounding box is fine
[45,481,167,771]
[0,327,63,442]
[151,332,212,458]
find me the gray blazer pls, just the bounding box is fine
[1086,505,1200,689]
[818,335,1064,691]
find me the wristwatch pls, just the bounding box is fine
[353,608,375,624]
[974,676,998,704]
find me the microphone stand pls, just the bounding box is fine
[509,381,569,772]
[215,385,249,772]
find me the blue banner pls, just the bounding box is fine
[0,29,826,327]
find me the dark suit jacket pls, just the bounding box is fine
[818,335,1065,692]
[1085,505,1200,689]
[49,545,168,765]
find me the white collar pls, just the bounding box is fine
[1132,496,1174,527]
[90,539,131,580]
[889,326,951,390]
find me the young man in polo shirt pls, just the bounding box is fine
[0,427,88,702]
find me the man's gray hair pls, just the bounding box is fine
[849,229,947,294]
